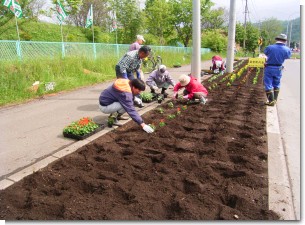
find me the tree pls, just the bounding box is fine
[201,29,227,52]
[68,0,110,29]
[51,0,82,15]
[235,22,259,54]
[110,0,142,44]
[260,18,283,48]
[167,0,213,47]
[24,0,47,20]
[143,0,172,45]
[201,7,228,30]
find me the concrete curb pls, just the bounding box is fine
[267,106,296,220]
[0,101,161,190]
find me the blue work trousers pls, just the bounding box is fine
[263,67,283,91]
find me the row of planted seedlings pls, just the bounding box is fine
[148,98,191,131]
[207,59,249,91]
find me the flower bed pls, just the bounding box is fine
[0,61,279,220]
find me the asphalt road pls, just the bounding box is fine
[276,59,300,219]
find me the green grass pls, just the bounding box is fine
[0,51,220,107]
[0,56,117,106]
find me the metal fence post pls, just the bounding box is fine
[16,40,22,60]
[93,43,97,59]
[61,42,65,58]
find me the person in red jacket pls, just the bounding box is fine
[210,55,225,74]
[172,74,208,104]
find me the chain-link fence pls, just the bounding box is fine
[0,40,211,61]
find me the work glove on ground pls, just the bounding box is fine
[143,124,154,133]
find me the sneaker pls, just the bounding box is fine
[113,119,123,126]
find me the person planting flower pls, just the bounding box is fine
[146,64,175,98]
[173,74,208,105]
[99,78,154,133]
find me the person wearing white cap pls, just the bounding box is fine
[263,33,291,106]
[145,65,175,98]
[173,74,208,104]
[129,35,145,51]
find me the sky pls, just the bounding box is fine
[211,0,300,23]
[40,0,300,24]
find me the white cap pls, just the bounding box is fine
[179,74,191,86]
[158,65,166,75]
[136,35,145,42]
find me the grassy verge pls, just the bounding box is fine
[0,51,218,107]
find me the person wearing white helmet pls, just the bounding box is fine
[129,35,145,51]
[263,33,291,106]
[145,65,175,98]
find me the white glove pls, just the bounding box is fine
[143,124,154,133]
[134,96,143,105]
[152,86,159,91]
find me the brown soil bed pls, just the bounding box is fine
[0,63,279,220]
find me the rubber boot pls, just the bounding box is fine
[117,112,129,120]
[274,88,280,102]
[265,90,275,106]
[161,88,168,98]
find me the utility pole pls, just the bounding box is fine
[226,0,237,73]
[191,0,201,81]
[243,0,248,49]
[288,21,293,49]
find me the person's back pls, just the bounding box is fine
[264,43,291,66]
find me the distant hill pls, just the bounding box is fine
[0,18,114,43]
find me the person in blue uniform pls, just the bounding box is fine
[263,34,291,106]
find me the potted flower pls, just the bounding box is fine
[181,105,187,110]
[63,117,104,140]
[140,92,154,103]
[176,107,181,115]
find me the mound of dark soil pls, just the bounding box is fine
[0,66,279,220]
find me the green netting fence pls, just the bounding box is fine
[0,40,211,61]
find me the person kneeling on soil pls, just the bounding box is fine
[210,55,225,74]
[99,78,154,133]
[145,64,175,98]
[172,74,208,105]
